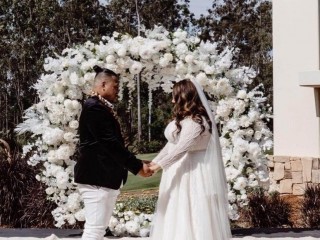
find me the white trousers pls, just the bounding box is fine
[78,184,120,240]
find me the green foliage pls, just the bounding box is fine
[301,184,320,228]
[116,196,158,214]
[106,0,193,35]
[246,187,293,228]
[134,140,164,154]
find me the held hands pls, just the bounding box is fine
[148,161,161,173]
[138,161,161,178]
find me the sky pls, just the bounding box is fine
[189,0,213,18]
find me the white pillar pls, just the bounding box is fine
[273,0,320,157]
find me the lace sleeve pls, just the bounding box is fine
[151,142,170,163]
[153,118,202,169]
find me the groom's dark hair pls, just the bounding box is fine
[93,65,119,79]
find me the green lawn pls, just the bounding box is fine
[121,152,162,191]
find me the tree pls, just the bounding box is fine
[0,0,113,141]
[106,0,194,35]
[196,0,272,104]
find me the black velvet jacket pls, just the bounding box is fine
[74,96,142,189]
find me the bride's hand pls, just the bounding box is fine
[148,162,161,172]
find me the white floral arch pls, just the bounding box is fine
[17,26,272,234]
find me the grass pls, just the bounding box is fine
[121,152,161,191]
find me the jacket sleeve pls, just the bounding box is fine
[152,118,203,170]
[86,104,142,175]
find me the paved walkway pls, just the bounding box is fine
[1,228,320,239]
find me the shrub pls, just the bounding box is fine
[0,139,62,228]
[134,140,164,154]
[246,187,293,227]
[0,148,37,227]
[20,182,57,228]
[301,184,320,228]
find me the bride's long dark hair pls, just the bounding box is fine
[172,79,212,134]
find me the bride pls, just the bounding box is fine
[149,79,231,240]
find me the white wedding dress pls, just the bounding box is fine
[151,118,231,240]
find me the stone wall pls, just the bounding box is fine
[268,156,319,195]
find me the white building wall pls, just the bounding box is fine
[273,0,320,157]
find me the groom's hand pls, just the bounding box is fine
[138,163,153,177]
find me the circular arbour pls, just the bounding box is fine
[17,26,272,232]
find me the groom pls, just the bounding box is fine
[74,66,152,240]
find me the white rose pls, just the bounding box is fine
[129,61,143,74]
[70,72,79,85]
[69,120,79,129]
[185,54,194,63]
[106,54,116,63]
[117,47,127,57]
[237,90,247,99]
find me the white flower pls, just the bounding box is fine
[109,216,119,229]
[237,90,247,99]
[195,72,208,86]
[163,53,173,62]
[233,100,246,116]
[216,78,233,96]
[113,31,120,38]
[263,139,273,151]
[228,191,237,203]
[43,128,64,145]
[175,61,188,74]
[129,61,143,74]
[66,193,81,211]
[233,177,247,190]
[204,65,215,75]
[234,138,249,153]
[66,214,76,225]
[83,72,95,83]
[254,131,262,140]
[226,119,239,131]
[56,171,69,189]
[69,120,79,129]
[64,99,73,109]
[66,88,82,100]
[216,100,232,118]
[176,43,188,56]
[117,47,127,57]
[248,179,259,187]
[140,228,150,237]
[225,167,240,181]
[239,116,251,128]
[56,144,74,160]
[139,48,153,60]
[45,187,55,195]
[74,209,85,221]
[106,54,116,63]
[185,54,194,63]
[248,110,260,121]
[125,220,140,236]
[70,72,79,85]
[63,132,76,142]
[113,223,126,236]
